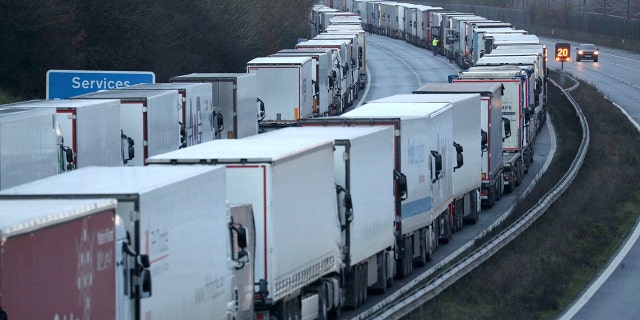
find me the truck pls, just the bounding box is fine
[485,45,549,126]
[313,33,361,94]
[454,65,535,196]
[446,15,486,65]
[0,198,119,319]
[295,39,353,113]
[169,73,259,139]
[0,106,58,189]
[146,138,343,320]
[471,28,528,63]
[430,11,474,55]
[0,165,252,320]
[414,82,505,208]
[270,48,333,117]
[246,56,314,131]
[117,82,218,146]
[5,99,123,170]
[250,125,396,307]
[375,93,482,229]
[71,89,181,166]
[324,25,368,89]
[475,55,542,144]
[302,99,454,278]
[484,33,540,54]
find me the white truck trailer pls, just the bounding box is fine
[271,48,333,117]
[485,46,549,127]
[414,82,505,208]
[147,138,343,320]
[0,106,58,189]
[375,93,481,230]
[471,28,528,63]
[296,39,354,113]
[169,73,259,139]
[302,100,454,278]
[0,165,252,320]
[454,65,535,197]
[246,56,314,131]
[5,99,123,170]
[0,199,119,319]
[313,33,361,95]
[446,15,486,66]
[71,89,181,166]
[324,25,368,89]
[117,82,217,146]
[250,126,396,307]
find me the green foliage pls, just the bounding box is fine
[0,0,316,99]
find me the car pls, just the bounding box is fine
[576,43,599,62]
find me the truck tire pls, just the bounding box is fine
[414,228,428,266]
[360,264,368,305]
[317,286,329,320]
[439,213,452,244]
[486,186,496,208]
[396,237,413,279]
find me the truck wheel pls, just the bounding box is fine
[439,214,452,244]
[415,229,428,266]
[361,264,368,304]
[504,182,512,194]
[406,237,414,275]
[318,286,329,320]
[375,253,388,294]
[487,186,496,208]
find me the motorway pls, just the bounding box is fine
[539,37,640,320]
[343,32,555,319]
[350,31,640,319]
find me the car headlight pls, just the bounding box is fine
[593,51,598,55]
[578,50,584,54]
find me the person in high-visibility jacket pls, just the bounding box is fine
[432,37,440,56]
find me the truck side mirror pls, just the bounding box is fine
[121,130,135,163]
[179,122,186,148]
[216,112,224,134]
[237,226,247,249]
[256,98,265,121]
[453,142,463,171]
[431,151,443,182]
[394,170,408,201]
[138,269,152,299]
[502,117,511,140]
[481,130,488,152]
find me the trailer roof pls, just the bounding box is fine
[4,99,120,110]
[476,55,539,65]
[119,82,211,90]
[341,101,451,118]
[70,89,177,100]
[170,73,254,82]
[413,82,502,95]
[372,93,479,104]
[0,105,54,121]
[0,166,223,197]
[296,39,350,47]
[248,126,391,141]
[247,56,312,65]
[0,199,116,240]
[147,138,334,165]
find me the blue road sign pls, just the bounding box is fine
[46,70,156,100]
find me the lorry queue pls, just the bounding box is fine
[0,1,548,319]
